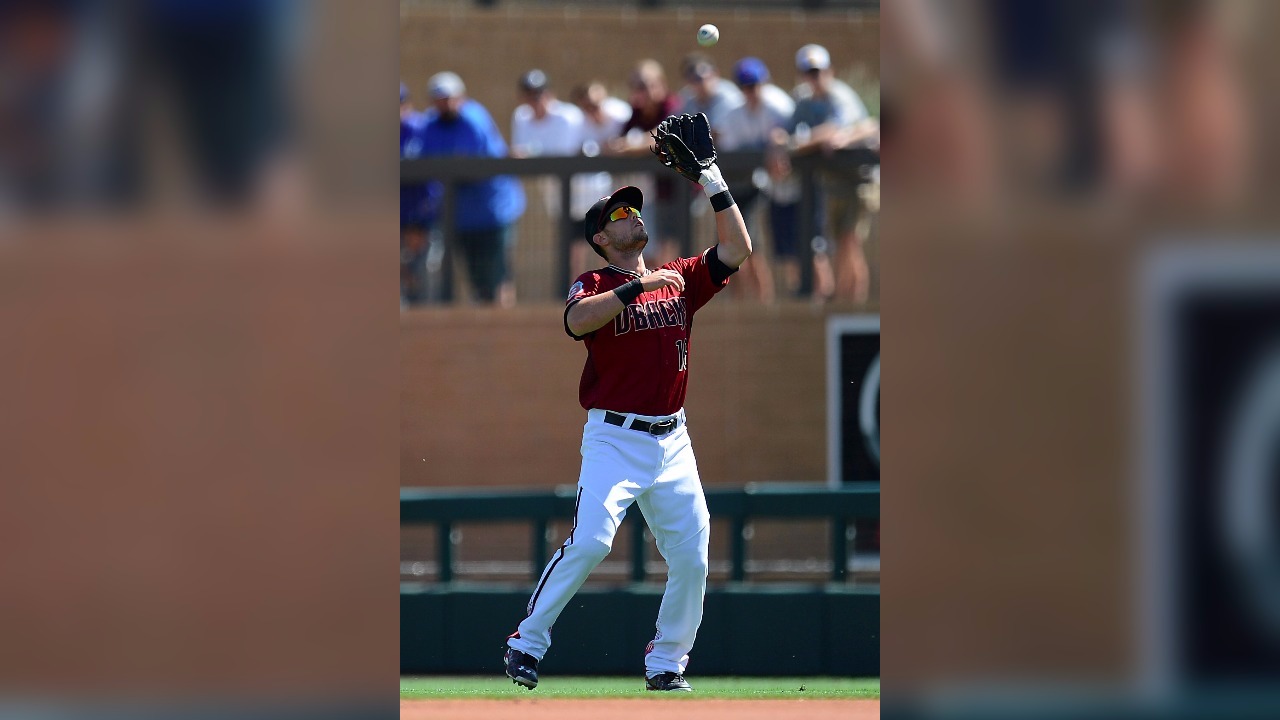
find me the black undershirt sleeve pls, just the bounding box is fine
[707,245,739,285]
[563,299,587,340]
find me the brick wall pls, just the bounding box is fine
[401,302,859,489]
[399,5,880,134]
[401,301,876,584]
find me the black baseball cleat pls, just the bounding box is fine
[504,647,539,689]
[645,672,693,691]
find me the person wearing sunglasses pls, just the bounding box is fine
[504,115,752,693]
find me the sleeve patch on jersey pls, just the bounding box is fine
[567,280,584,301]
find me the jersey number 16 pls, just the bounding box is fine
[675,339,688,372]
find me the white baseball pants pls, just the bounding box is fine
[507,408,711,676]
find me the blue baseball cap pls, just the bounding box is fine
[734,57,769,86]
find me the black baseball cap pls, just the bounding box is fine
[519,69,548,93]
[583,186,644,259]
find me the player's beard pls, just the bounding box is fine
[611,226,649,255]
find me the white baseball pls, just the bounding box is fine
[697,24,719,47]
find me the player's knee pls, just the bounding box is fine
[570,537,613,565]
[665,543,709,578]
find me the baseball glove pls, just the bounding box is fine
[651,113,717,183]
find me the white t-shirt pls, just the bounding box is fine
[718,84,802,204]
[717,83,796,151]
[570,96,633,216]
[511,99,585,157]
[575,96,631,154]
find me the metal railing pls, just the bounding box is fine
[400,482,879,583]
[400,148,878,300]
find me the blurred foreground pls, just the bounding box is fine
[885,0,1280,718]
[0,1,398,717]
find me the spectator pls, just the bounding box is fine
[614,59,681,152]
[611,59,683,266]
[570,81,631,157]
[567,81,632,277]
[511,68,585,252]
[676,53,744,135]
[717,57,801,303]
[400,81,414,121]
[400,81,437,306]
[418,71,526,306]
[720,58,796,152]
[781,44,879,304]
[790,44,874,135]
[142,0,296,207]
[510,69,584,158]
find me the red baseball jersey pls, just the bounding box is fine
[564,249,731,416]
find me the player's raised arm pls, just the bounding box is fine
[709,198,751,269]
[652,113,752,269]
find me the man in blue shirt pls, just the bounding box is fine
[417,72,526,306]
[401,82,439,305]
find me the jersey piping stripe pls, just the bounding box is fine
[606,262,645,275]
[526,486,583,617]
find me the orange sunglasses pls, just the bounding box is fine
[605,206,642,223]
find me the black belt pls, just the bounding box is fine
[604,411,679,437]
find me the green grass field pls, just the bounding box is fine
[401,675,879,699]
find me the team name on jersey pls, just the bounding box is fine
[614,297,688,336]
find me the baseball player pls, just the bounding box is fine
[503,114,752,692]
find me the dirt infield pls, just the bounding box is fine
[401,698,880,720]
